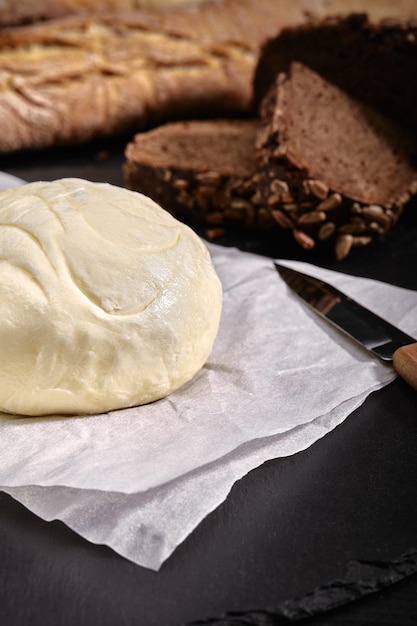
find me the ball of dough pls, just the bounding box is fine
[0,178,222,416]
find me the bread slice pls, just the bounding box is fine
[254,13,417,138]
[255,61,417,259]
[124,119,261,238]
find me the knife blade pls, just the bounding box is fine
[275,262,417,391]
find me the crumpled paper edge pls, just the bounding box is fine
[1,381,385,570]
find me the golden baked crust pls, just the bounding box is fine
[0,0,321,153]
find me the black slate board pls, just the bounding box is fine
[1,142,417,626]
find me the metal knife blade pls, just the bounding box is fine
[275,262,417,391]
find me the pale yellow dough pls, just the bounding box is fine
[0,178,222,416]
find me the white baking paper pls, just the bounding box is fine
[1,174,417,570]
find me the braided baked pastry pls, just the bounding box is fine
[0,0,321,153]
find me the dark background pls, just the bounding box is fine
[1,139,417,626]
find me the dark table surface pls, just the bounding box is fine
[1,139,417,626]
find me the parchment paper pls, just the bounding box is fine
[1,174,416,571]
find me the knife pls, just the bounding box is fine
[275,263,417,391]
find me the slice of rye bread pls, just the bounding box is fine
[254,61,417,259]
[124,119,263,237]
[253,13,417,139]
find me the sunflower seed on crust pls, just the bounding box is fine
[270,179,289,196]
[351,235,372,247]
[195,171,222,185]
[318,221,336,240]
[362,205,390,226]
[172,178,189,191]
[271,209,293,229]
[267,193,281,206]
[335,234,353,260]
[337,218,367,235]
[297,210,326,225]
[307,179,329,200]
[294,229,315,250]
[317,193,343,212]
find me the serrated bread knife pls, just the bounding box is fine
[275,263,417,391]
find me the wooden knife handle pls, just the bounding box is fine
[393,343,417,391]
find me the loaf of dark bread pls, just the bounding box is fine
[254,13,417,138]
[254,61,417,259]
